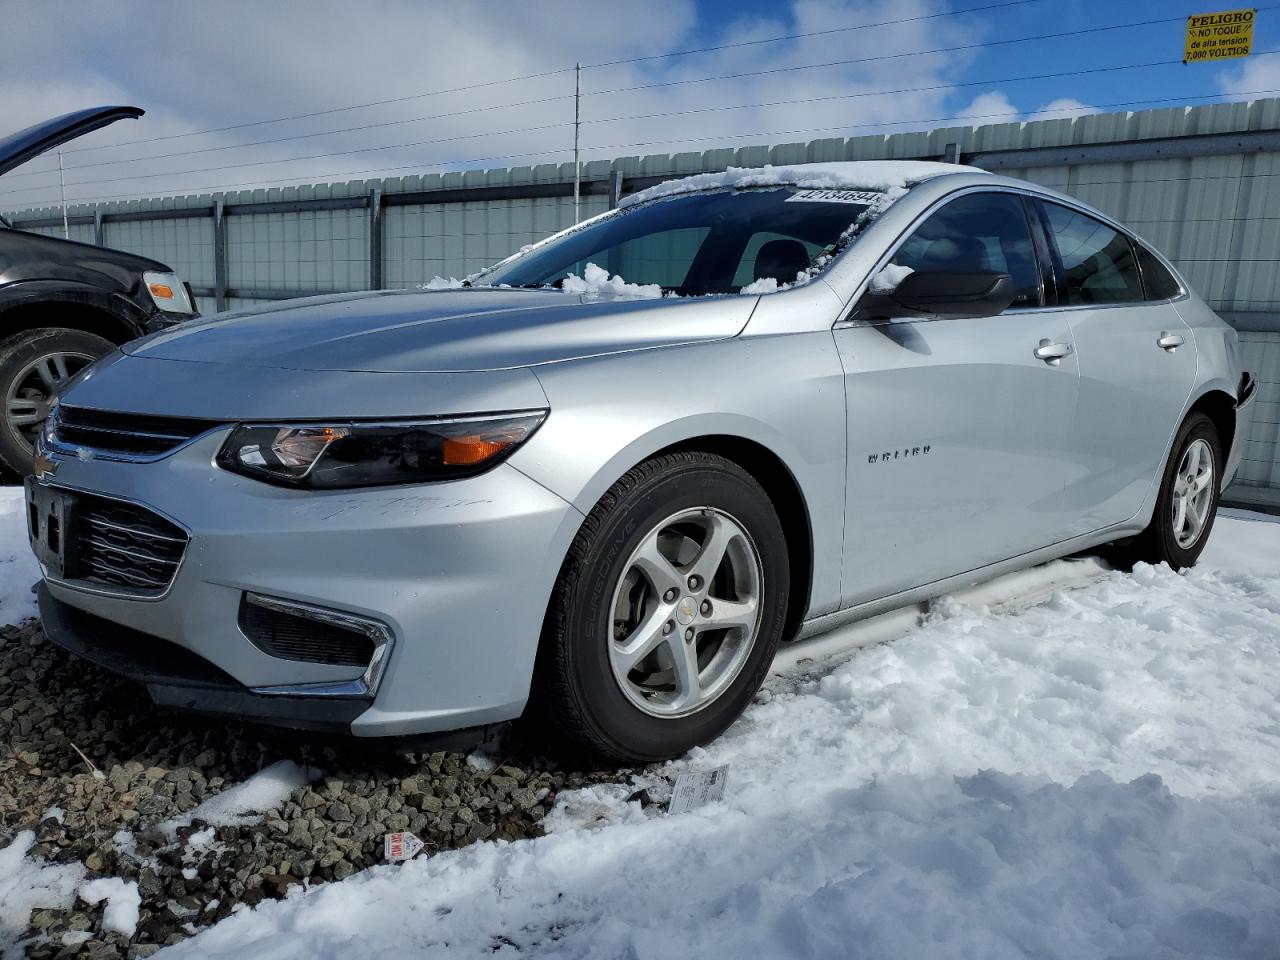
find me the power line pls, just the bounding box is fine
[583,0,1049,68]
[580,87,1280,154]
[584,6,1280,96]
[2,95,575,179]
[0,121,574,195]
[1,148,578,207]
[48,0,1042,158]
[586,55,1221,126]
[58,67,577,156]
[6,47,1243,197]
[11,85,1280,211]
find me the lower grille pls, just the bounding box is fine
[73,495,188,595]
[55,406,225,458]
[239,596,376,667]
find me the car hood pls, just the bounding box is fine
[121,287,755,372]
[0,106,143,178]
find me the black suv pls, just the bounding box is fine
[0,107,197,473]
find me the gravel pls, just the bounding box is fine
[0,618,625,959]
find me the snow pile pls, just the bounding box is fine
[561,262,663,300]
[738,276,782,295]
[0,489,39,623]
[161,760,315,839]
[165,514,1280,959]
[0,832,86,941]
[78,878,141,938]
[419,276,465,290]
[868,263,914,294]
[621,160,986,209]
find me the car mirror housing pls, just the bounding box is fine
[855,270,1016,322]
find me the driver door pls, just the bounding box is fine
[833,190,1081,606]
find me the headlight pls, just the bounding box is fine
[143,271,195,314]
[216,411,547,488]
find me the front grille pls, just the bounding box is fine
[239,598,376,667]
[72,494,188,595]
[56,405,225,458]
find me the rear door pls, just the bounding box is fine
[834,189,1081,605]
[1034,200,1198,535]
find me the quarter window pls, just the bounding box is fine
[1043,203,1143,305]
[1135,243,1182,300]
[891,192,1041,309]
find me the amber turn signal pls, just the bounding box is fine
[441,435,512,466]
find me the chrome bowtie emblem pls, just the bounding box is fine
[676,596,698,626]
[33,450,57,481]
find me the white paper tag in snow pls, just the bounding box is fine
[667,765,729,815]
[384,831,425,862]
[786,188,881,204]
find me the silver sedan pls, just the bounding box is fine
[27,162,1255,762]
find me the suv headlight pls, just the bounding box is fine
[216,411,547,488]
[143,271,195,314]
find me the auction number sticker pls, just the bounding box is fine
[786,189,882,204]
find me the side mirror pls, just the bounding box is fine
[856,269,1016,322]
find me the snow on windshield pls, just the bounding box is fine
[561,263,663,300]
[621,160,986,209]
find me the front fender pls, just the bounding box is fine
[508,333,847,617]
[0,279,152,337]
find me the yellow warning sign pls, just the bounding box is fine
[1184,9,1256,62]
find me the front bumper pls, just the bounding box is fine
[32,431,583,737]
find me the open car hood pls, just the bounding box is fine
[0,106,144,179]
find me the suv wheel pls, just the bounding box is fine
[0,328,114,474]
[533,451,789,762]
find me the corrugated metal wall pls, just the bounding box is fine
[6,98,1280,497]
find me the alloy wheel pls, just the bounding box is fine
[1171,437,1215,549]
[4,350,93,455]
[607,506,764,718]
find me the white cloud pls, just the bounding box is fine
[0,0,984,211]
[1035,97,1096,120]
[957,90,1018,122]
[1217,57,1280,100]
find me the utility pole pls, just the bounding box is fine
[57,150,69,239]
[573,62,581,223]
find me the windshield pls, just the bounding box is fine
[478,187,880,295]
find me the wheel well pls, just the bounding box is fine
[660,435,814,641]
[1188,390,1236,460]
[0,301,134,344]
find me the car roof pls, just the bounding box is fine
[620,160,989,208]
[0,106,144,179]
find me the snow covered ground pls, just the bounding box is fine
[2,485,1279,958]
[163,510,1280,959]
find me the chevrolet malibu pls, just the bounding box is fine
[28,161,1255,762]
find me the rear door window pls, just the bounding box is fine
[1042,202,1143,305]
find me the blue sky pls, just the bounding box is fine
[689,0,1280,115]
[1,0,1276,211]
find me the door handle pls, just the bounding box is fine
[1157,332,1185,351]
[1034,339,1074,364]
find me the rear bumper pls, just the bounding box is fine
[1224,372,1257,488]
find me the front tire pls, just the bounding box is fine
[1114,412,1221,570]
[533,451,790,763]
[0,327,114,474]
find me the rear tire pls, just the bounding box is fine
[532,451,789,763]
[0,327,114,475]
[1112,412,1221,571]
